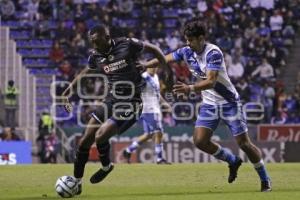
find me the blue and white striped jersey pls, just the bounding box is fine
[141,72,161,114]
[172,43,240,105]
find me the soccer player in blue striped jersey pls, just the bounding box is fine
[123,68,171,164]
[145,19,271,192]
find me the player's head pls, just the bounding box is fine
[183,19,206,52]
[88,24,111,53]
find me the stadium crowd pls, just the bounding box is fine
[1,0,300,126]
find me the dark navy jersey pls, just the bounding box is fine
[88,37,146,99]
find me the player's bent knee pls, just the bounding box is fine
[193,137,209,150]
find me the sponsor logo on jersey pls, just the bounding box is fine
[103,59,128,73]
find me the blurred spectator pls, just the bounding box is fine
[216,32,233,52]
[27,0,40,21]
[57,60,75,82]
[85,2,103,19]
[178,2,194,19]
[105,0,119,16]
[227,57,244,82]
[0,0,16,21]
[118,0,134,17]
[271,111,287,124]
[257,9,269,26]
[257,22,271,38]
[262,81,275,123]
[38,109,53,137]
[286,112,300,124]
[165,31,181,51]
[260,0,274,10]
[197,0,208,13]
[244,21,258,40]
[37,109,54,163]
[4,80,19,128]
[38,0,52,19]
[54,21,74,45]
[0,127,20,141]
[282,94,298,114]
[44,132,59,163]
[34,14,51,38]
[269,9,283,32]
[284,10,298,33]
[71,33,86,55]
[251,58,274,81]
[49,41,65,65]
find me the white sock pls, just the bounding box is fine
[102,163,113,171]
[253,159,264,169]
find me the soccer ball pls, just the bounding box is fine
[55,176,78,198]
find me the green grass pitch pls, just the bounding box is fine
[0,163,300,200]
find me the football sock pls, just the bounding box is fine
[74,147,89,178]
[155,143,163,161]
[126,141,139,153]
[96,142,111,167]
[213,146,237,165]
[102,163,113,171]
[253,159,270,181]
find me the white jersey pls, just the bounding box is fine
[141,72,161,114]
[172,43,240,105]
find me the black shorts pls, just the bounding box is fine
[91,94,143,134]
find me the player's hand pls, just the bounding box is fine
[173,81,190,95]
[62,98,73,113]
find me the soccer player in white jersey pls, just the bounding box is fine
[123,68,171,164]
[145,19,271,192]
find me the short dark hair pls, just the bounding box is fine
[88,24,109,36]
[183,19,206,37]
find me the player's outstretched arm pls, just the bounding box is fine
[61,67,90,113]
[142,42,174,69]
[144,53,174,69]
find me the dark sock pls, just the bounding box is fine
[74,147,90,178]
[96,142,111,167]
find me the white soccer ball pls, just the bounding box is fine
[55,176,78,198]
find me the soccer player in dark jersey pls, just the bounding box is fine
[61,24,168,195]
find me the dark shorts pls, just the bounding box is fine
[91,94,143,134]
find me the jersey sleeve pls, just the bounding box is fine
[206,49,223,71]
[172,47,186,61]
[141,72,148,79]
[87,55,97,69]
[129,38,144,54]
